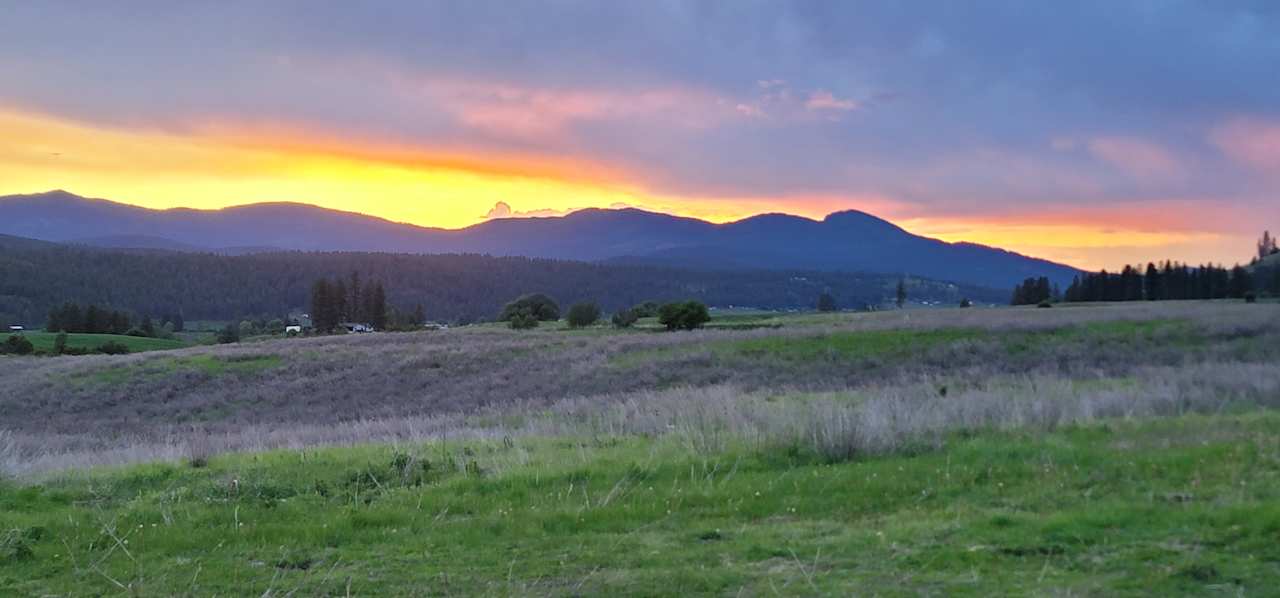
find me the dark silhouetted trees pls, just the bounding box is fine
[45,302,135,334]
[311,273,390,332]
[499,294,560,322]
[566,302,601,328]
[1011,277,1052,305]
[658,301,711,331]
[1259,231,1277,261]
[611,308,640,328]
[0,334,33,355]
[817,292,838,312]
[1063,262,1254,302]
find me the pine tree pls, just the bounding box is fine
[1143,263,1160,300]
[332,279,348,323]
[110,311,130,335]
[140,315,155,337]
[368,282,387,330]
[84,305,102,334]
[310,279,335,333]
[45,306,62,333]
[348,271,363,323]
[1228,265,1252,298]
[895,278,907,309]
[1259,231,1277,261]
[816,292,837,312]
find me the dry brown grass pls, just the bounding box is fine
[2,301,1277,478]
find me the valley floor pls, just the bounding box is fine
[2,301,1279,594]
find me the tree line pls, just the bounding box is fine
[498,294,712,331]
[0,236,1002,327]
[1010,277,1058,306]
[44,301,184,337]
[1062,262,1254,303]
[309,272,397,333]
[1012,231,1280,305]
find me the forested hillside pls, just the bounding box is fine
[0,191,1080,289]
[0,235,1001,326]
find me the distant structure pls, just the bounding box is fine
[7,325,24,333]
[422,322,449,331]
[284,325,302,334]
[288,312,314,330]
[341,322,374,334]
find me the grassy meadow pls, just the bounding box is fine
[18,331,190,354]
[3,300,1280,594]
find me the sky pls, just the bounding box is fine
[1,1,1278,270]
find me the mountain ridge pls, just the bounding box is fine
[0,190,1080,288]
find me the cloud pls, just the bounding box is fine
[1085,137,1183,182]
[0,2,1277,267]
[804,90,858,111]
[392,76,738,140]
[1211,118,1280,172]
[482,201,642,220]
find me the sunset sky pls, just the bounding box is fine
[2,2,1278,270]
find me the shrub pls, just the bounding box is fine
[0,335,34,355]
[565,302,601,328]
[97,341,130,355]
[658,301,711,331]
[611,308,640,328]
[499,294,560,322]
[1244,292,1258,304]
[52,332,68,355]
[959,298,973,308]
[631,301,661,318]
[1037,300,1053,308]
[508,310,539,330]
[217,323,240,344]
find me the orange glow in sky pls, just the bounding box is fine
[0,107,1254,270]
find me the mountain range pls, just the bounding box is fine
[0,190,1080,288]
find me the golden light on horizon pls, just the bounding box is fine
[0,106,1253,270]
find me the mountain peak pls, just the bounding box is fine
[16,189,85,202]
[822,209,907,235]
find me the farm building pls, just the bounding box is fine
[340,322,374,333]
[8,325,24,333]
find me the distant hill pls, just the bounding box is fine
[0,190,1080,288]
[0,234,1005,326]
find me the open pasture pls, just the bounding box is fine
[16,331,189,355]
[2,301,1279,594]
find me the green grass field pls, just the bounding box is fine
[2,412,1276,595]
[19,332,188,354]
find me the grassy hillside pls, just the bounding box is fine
[18,331,188,354]
[0,300,1274,470]
[0,235,1004,327]
[2,412,1276,594]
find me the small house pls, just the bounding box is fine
[284,325,302,335]
[340,322,374,334]
[7,325,24,333]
